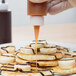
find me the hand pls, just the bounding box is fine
[29,0,76,15]
[48,0,76,15]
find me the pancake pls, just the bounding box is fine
[1,70,53,76]
[1,64,15,69]
[40,47,57,54]
[32,40,47,45]
[1,71,43,76]
[0,64,3,68]
[17,53,56,61]
[1,66,14,71]
[52,66,76,75]
[71,52,76,60]
[16,56,58,67]
[30,40,48,52]
[0,49,7,54]
[56,46,69,52]
[30,43,45,52]
[72,51,76,54]
[0,53,15,64]
[16,56,28,64]
[14,64,31,71]
[44,43,56,48]
[63,53,72,58]
[1,46,16,54]
[71,55,76,61]
[58,58,75,70]
[53,52,63,59]
[27,60,58,67]
[19,47,35,54]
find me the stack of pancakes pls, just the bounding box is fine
[16,40,65,68]
[0,40,76,75]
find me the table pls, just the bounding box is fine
[12,24,76,44]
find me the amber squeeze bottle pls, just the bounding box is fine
[27,0,47,72]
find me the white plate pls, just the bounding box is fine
[0,42,76,76]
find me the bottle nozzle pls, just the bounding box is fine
[2,0,5,3]
[30,16,44,26]
[0,0,8,11]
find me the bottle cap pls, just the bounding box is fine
[30,16,44,26]
[0,0,8,11]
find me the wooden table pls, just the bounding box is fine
[12,24,76,44]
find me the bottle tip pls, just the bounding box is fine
[30,16,44,26]
[2,0,5,3]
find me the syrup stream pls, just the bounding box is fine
[34,25,40,72]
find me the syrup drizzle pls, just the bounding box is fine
[34,25,40,72]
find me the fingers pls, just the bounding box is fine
[48,0,62,9]
[48,0,72,15]
[69,0,76,7]
[29,0,50,3]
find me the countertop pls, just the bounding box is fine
[12,24,76,44]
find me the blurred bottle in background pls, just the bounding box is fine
[0,0,11,44]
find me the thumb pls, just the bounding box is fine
[69,0,76,7]
[48,0,72,15]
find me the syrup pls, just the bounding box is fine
[34,26,40,72]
